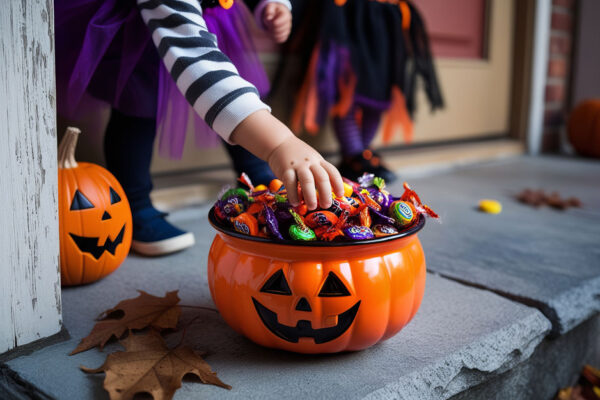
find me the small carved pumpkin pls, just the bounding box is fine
[568,99,600,158]
[58,127,132,286]
[208,216,426,353]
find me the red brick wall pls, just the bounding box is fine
[542,0,576,152]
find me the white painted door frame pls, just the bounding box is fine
[527,0,552,154]
[0,0,62,354]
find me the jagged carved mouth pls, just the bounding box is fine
[69,225,126,260]
[252,298,360,344]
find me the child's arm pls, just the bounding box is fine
[230,110,342,209]
[137,0,342,209]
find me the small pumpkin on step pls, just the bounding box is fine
[58,127,132,285]
[568,99,600,158]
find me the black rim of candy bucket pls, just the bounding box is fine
[208,206,425,247]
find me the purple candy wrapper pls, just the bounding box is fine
[343,225,375,240]
[370,207,396,225]
[263,206,284,240]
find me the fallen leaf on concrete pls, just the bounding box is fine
[582,365,600,387]
[71,291,181,355]
[555,365,600,400]
[82,331,231,400]
[516,189,582,210]
[517,188,546,207]
[556,386,586,400]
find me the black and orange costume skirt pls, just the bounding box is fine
[277,0,444,144]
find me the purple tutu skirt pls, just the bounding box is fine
[55,0,270,158]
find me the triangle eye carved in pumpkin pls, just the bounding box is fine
[318,272,351,297]
[70,190,94,211]
[109,187,121,204]
[260,269,292,295]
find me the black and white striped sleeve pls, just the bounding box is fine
[137,0,270,142]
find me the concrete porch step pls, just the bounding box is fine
[2,156,599,399]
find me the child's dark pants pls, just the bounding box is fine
[104,109,274,214]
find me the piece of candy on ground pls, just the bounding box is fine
[478,199,502,214]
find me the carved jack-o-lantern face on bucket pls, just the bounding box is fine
[208,211,427,354]
[252,269,361,344]
[58,128,132,286]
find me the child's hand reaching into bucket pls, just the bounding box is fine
[267,134,344,210]
[230,110,344,210]
[262,2,292,43]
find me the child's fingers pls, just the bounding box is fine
[310,164,333,209]
[297,167,318,210]
[263,3,276,20]
[274,25,290,37]
[282,169,299,206]
[320,160,345,197]
[272,14,290,28]
[274,31,289,43]
[268,9,290,42]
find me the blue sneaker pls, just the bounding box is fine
[131,207,195,256]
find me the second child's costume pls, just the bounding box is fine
[276,0,443,181]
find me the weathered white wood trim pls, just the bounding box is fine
[527,0,552,154]
[0,0,62,353]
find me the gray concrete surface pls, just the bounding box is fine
[391,156,600,335]
[3,155,599,399]
[450,314,600,400]
[6,269,550,400]
[5,204,552,400]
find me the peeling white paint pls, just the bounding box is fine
[0,0,62,354]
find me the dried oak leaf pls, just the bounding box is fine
[583,365,600,387]
[71,290,181,355]
[555,365,600,400]
[82,331,231,400]
[555,386,586,400]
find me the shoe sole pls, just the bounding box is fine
[131,232,196,257]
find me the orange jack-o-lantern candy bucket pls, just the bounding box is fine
[208,208,426,354]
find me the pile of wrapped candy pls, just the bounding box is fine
[213,173,438,242]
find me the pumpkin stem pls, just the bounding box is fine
[58,127,81,169]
